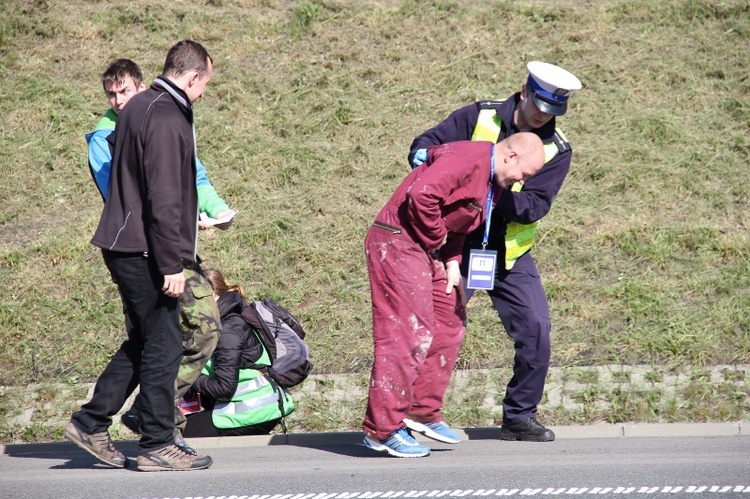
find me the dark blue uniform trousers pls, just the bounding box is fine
[72,251,183,453]
[464,251,551,424]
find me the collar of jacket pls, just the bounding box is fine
[151,76,193,122]
[498,92,557,143]
[217,290,244,318]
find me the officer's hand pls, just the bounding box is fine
[445,260,461,295]
[163,271,186,298]
[411,148,428,169]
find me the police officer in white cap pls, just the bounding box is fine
[405,62,581,443]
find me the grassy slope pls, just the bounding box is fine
[1,0,749,437]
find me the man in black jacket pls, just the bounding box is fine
[65,40,215,472]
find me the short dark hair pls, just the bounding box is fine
[101,59,143,92]
[163,39,212,79]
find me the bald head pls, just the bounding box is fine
[492,132,546,189]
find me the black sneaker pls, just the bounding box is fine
[136,444,212,472]
[499,417,555,442]
[64,421,128,467]
[120,411,142,435]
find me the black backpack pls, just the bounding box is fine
[238,298,312,388]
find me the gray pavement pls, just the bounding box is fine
[3,421,747,454]
[3,428,749,499]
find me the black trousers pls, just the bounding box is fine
[72,251,182,453]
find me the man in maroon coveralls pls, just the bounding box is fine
[363,133,545,458]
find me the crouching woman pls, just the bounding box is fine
[182,269,294,438]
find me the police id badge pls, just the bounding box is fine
[466,249,497,290]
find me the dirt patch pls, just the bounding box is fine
[0,213,82,254]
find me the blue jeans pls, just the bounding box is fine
[72,250,182,452]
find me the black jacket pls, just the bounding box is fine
[192,291,264,405]
[91,77,199,275]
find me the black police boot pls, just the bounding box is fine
[500,417,555,442]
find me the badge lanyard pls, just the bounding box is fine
[482,143,495,249]
[467,143,499,290]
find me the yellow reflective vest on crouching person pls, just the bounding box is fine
[203,355,294,430]
[470,105,570,269]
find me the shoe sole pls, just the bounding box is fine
[403,418,460,444]
[137,457,213,472]
[64,425,127,468]
[363,436,430,458]
[499,429,555,442]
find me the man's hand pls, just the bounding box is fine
[445,260,461,295]
[198,210,235,230]
[213,210,234,230]
[162,271,186,298]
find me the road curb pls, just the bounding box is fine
[2,421,747,455]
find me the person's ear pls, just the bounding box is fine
[504,150,518,163]
[519,84,528,102]
[138,81,146,92]
[186,71,197,88]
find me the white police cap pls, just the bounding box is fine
[526,61,581,116]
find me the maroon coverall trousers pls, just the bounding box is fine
[362,225,467,441]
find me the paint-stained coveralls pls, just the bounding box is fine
[363,140,499,441]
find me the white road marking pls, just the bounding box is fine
[170,485,750,499]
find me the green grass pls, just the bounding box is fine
[1,0,749,442]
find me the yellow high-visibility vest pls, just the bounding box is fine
[470,106,569,269]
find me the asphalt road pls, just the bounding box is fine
[2,425,749,499]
